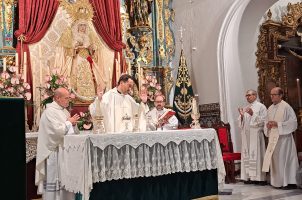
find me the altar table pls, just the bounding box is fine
[61,128,225,200]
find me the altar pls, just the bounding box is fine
[60,128,225,200]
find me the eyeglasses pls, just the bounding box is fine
[245,94,254,97]
[155,101,164,103]
[270,94,280,96]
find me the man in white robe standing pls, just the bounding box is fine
[147,94,178,130]
[262,87,299,189]
[238,89,267,184]
[35,88,80,200]
[89,74,148,132]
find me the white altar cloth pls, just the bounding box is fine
[61,128,225,200]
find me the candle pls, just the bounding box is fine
[115,59,120,79]
[3,57,6,72]
[23,52,27,82]
[128,61,131,75]
[137,62,141,88]
[15,53,18,67]
[95,98,101,116]
[192,98,197,114]
[297,78,301,107]
[40,66,43,86]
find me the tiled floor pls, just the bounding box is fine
[219,182,302,200]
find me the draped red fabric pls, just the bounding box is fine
[89,0,126,87]
[15,0,59,129]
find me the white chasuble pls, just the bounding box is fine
[238,101,267,181]
[90,88,148,133]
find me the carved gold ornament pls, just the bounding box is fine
[59,0,94,22]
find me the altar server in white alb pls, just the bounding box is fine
[35,88,80,200]
[238,89,267,184]
[147,94,178,130]
[262,87,299,189]
[89,74,149,132]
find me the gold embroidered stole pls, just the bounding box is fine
[262,100,286,172]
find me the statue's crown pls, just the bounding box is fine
[60,0,94,22]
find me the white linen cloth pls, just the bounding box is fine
[60,129,225,200]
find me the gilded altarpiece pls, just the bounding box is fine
[121,0,175,103]
[256,3,302,151]
[0,0,17,71]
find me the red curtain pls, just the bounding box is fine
[89,0,126,87]
[15,0,59,129]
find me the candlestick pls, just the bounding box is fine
[3,57,6,72]
[15,53,18,67]
[128,61,131,75]
[137,62,141,88]
[192,97,197,114]
[23,52,27,82]
[297,78,301,107]
[115,59,120,79]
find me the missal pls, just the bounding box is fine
[158,109,176,124]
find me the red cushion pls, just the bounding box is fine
[223,153,241,161]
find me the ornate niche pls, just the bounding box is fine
[256,3,302,112]
[121,0,175,104]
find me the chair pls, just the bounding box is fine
[214,121,241,183]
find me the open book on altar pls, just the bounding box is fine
[158,109,176,122]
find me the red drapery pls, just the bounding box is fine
[15,0,59,129]
[89,0,126,87]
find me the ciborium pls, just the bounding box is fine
[92,116,105,134]
[190,112,201,129]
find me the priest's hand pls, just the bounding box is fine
[97,84,105,100]
[245,107,253,116]
[68,114,80,126]
[267,121,277,129]
[140,88,148,103]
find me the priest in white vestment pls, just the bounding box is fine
[147,94,178,130]
[263,87,298,188]
[238,89,267,184]
[89,74,149,132]
[35,88,80,200]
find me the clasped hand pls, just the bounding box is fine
[266,121,277,129]
[68,114,80,126]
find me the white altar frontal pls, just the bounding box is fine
[59,128,225,200]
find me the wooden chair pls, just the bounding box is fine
[214,121,241,183]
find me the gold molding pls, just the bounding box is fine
[255,3,302,106]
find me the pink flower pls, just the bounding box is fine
[83,123,92,130]
[80,112,85,117]
[11,77,20,85]
[18,87,24,92]
[7,87,15,93]
[1,72,10,79]
[43,94,49,100]
[70,93,76,99]
[23,82,31,89]
[150,82,155,87]
[9,66,17,73]
[25,92,32,100]
[155,84,161,90]
[45,75,51,82]
[51,68,60,75]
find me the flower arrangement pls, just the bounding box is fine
[0,66,31,102]
[141,74,162,108]
[77,111,93,130]
[41,68,75,107]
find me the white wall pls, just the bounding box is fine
[172,0,235,104]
